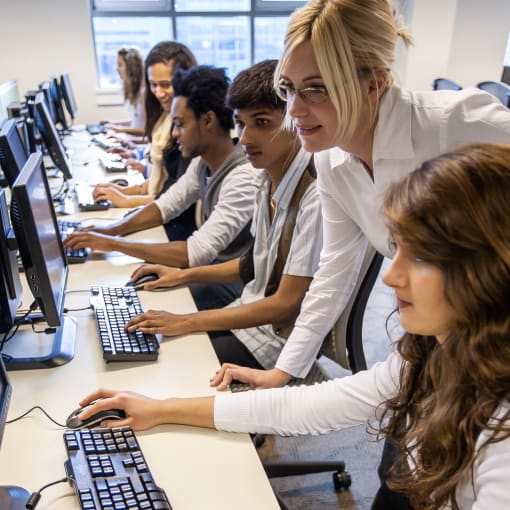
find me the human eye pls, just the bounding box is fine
[303,86,328,103]
[255,118,269,127]
[234,119,245,129]
[160,81,172,90]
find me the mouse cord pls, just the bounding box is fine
[26,477,71,509]
[6,405,67,428]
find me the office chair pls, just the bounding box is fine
[432,78,462,91]
[260,244,384,510]
[476,80,510,107]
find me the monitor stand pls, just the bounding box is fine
[1,315,76,371]
[0,486,31,509]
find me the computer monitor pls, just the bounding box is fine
[0,189,22,335]
[0,119,28,187]
[49,76,68,131]
[5,151,75,370]
[60,72,78,119]
[25,90,72,180]
[0,357,31,507]
[0,81,20,124]
[38,81,57,125]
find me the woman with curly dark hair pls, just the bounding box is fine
[79,143,510,509]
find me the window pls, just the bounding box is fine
[90,0,306,88]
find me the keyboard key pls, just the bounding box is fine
[90,286,159,362]
[64,427,172,510]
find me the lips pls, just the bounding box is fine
[396,296,411,309]
[296,125,321,136]
[243,146,262,159]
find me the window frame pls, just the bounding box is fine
[90,0,306,90]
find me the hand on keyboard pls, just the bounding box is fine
[125,309,193,338]
[63,230,117,253]
[93,182,135,208]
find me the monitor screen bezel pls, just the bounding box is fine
[9,151,68,327]
[0,357,12,449]
[0,118,28,187]
[60,73,78,119]
[31,91,73,180]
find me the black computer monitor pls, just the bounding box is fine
[49,76,68,131]
[38,81,57,125]
[0,357,31,507]
[0,119,28,187]
[0,189,22,335]
[60,72,78,119]
[25,90,72,180]
[5,152,75,370]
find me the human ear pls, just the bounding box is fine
[202,110,216,129]
[366,75,388,101]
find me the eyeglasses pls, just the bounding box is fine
[275,80,329,105]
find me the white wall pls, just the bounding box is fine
[0,0,123,124]
[1,0,510,117]
[405,0,510,90]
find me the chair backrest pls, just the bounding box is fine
[321,243,384,373]
[432,78,462,91]
[476,81,510,107]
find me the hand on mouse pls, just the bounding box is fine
[78,390,167,431]
[130,264,186,291]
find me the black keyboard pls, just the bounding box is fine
[75,182,111,212]
[90,286,159,362]
[86,123,106,135]
[58,219,89,264]
[91,134,122,151]
[64,427,172,510]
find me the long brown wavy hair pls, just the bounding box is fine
[143,41,197,142]
[117,46,144,105]
[380,143,510,509]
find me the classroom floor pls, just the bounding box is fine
[257,259,402,510]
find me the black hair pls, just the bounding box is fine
[172,65,234,133]
[143,41,197,141]
[226,59,284,111]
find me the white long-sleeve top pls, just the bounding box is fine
[154,155,257,267]
[215,353,510,509]
[276,86,510,378]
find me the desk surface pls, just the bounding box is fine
[0,130,279,510]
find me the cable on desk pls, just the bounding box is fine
[64,305,93,313]
[0,300,38,351]
[25,477,70,510]
[6,405,67,427]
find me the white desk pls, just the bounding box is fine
[0,132,279,509]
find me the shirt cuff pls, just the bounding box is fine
[214,392,254,433]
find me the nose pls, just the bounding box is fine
[239,126,251,146]
[382,252,405,289]
[171,124,180,139]
[286,93,308,119]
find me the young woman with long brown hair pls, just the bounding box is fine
[78,143,510,509]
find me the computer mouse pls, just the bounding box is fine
[125,272,159,289]
[110,178,129,187]
[66,402,126,429]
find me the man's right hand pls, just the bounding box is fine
[210,365,291,391]
[63,230,117,253]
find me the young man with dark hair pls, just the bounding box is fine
[124,60,323,372]
[64,66,255,278]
